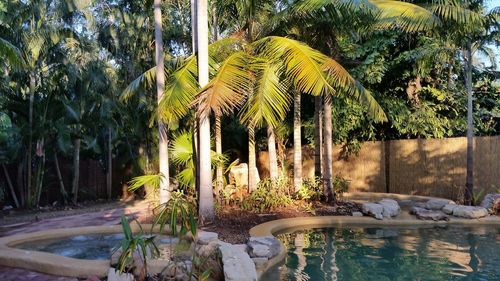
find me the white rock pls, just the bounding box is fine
[425,199,455,210]
[219,243,257,281]
[480,194,500,209]
[361,203,384,220]
[442,204,458,215]
[452,205,488,219]
[247,236,280,258]
[233,243,248,253]
[107,268,134,281]
[379,199,401,218]
[415,210,449,221]
[196,231,218,245]
[351,211,363,217]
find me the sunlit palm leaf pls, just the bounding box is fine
[128,173,164,191]
[193,51,251,116]
[255,36,333,96]
[240,60,291,128]
[120,66,157,101]
[157,56,199,123]
[322,58,387,122]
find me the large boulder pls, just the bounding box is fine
[362,199,400,220]
[362,203,384,220]
[379,199,401,218]
[480,194,500,210]
[219,242,257,281]
[247,236,281,259]
[425,199,455,210]
[415,210,449,221]
[229,163,260,189]
[452,206,488,219]
[442,204,458,215]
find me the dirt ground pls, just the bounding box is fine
[203,200,361,244]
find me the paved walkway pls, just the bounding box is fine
[0,200,155,281]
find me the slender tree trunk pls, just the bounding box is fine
[248,126,258,192]
[154,0,171,204]
[215,113,223,204]
[464,39,474,205]
[314,95,323,179]
[71,131,81,204]
[191,0,200,195]
[53,153,68,204]
[323,94,334,202]
[2,164,19,208]
[267,126,278,179]
[17,156,26,207]
[293,91,302,193]
[35,151,45,207]
[27,73,35,206]
[107,128,113,200]
[196,0,214,224]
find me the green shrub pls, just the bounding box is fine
[295,177,323,201]
[332,175,350,196]
[241,176,292,212]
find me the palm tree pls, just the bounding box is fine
[153,0,171,204]
[195,0,215,224]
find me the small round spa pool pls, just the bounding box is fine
[262,226,500,281]
[16,233,126,260]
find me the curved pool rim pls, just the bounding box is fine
[0,224,171,278]
[249,192,500,279]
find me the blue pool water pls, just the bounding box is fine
[262,226,500,281]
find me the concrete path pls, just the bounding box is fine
[0,200,155,280]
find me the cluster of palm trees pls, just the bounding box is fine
[139,0,497,223]
[0,0,497,214]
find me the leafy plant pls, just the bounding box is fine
[153,190,198,237]
[472,189,485,206]
[332,175,350,197]
[114,216,159,280]
[295,177,323,201]
[241,176,292,212]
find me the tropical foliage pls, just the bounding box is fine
[0,0,498,211]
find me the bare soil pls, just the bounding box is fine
[202,200,361,244]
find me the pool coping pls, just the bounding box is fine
[249,192,500,280]
[0,224,167,278]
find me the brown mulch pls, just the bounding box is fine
[202,200,361,244]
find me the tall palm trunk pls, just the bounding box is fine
[106,127,112,200]
[248,126,258,192]
[464,39,474,205]
[27,73,35,206]
[267,126,278,179]
[71,129,81,204]
[154,0,171,204]
[215,113,223,204]
[196,0,214,224]
[323,94,334,202]
[293,91,302,193]
[314,95,323,178]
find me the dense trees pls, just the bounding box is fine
[0,0,498,212]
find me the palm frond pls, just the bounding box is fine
[192,51,251,117]
[128,173,164,192]
[157,56,199,123]
[120,66,157,101]
[322,58,387,122]
[255,36,333,96]
[240,60,291,128]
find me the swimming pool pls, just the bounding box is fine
[262,226,500,281]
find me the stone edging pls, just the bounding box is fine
[0,224,164,278]
[249,215,500,280]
